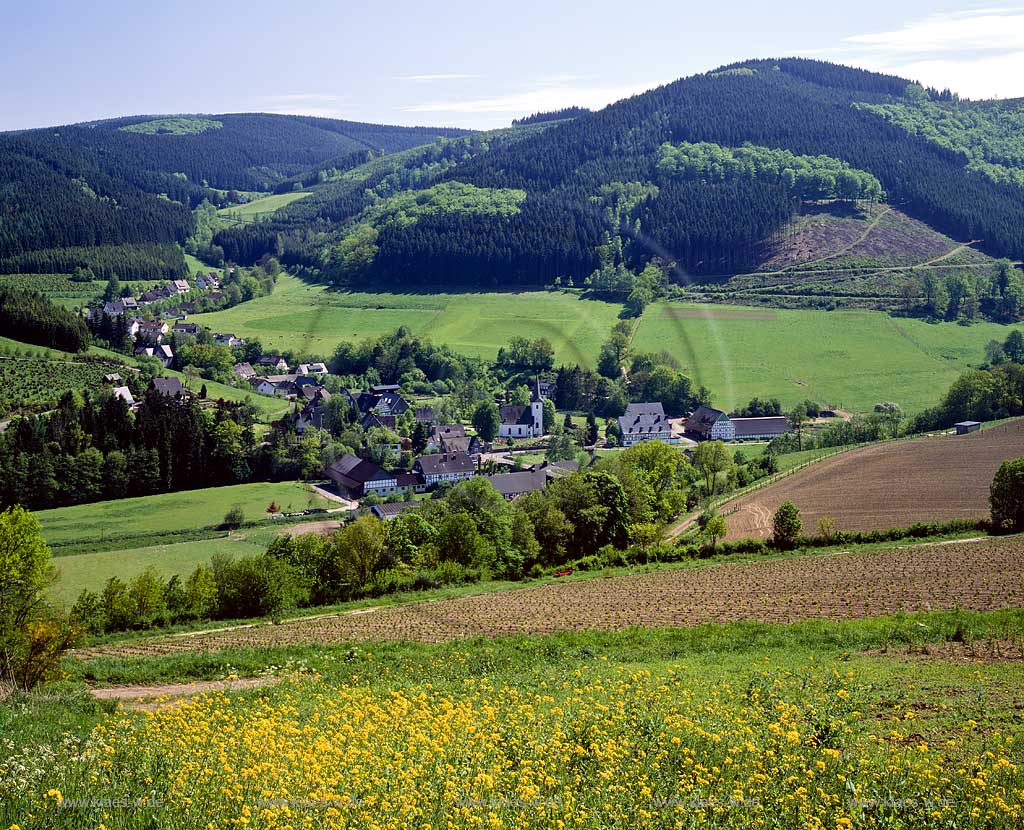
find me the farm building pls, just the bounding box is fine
[428,424,466,452]
[233,362,255,380]
[414,452,476,486]
[299,362,329,376]
[684,406,734,440]
[371,502,419,521]
[685,407,790,442]
[730,416,791,440]
[150,376,184,397]
[618,402,679,446]
[485,469,549,500]
[485,460,580,501]
[325,455,399,499]
[256,355,290,373]
[955,421,982,435]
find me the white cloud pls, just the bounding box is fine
[844,7,1024,55]
[819,7,1024,98]
[401,80,664,116]
[395,73,479,82]
[256,93,352,119]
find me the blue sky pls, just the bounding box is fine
[3,1,1023,131]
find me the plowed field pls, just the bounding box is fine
[725,421,1024,539]
[79,536,1024,658]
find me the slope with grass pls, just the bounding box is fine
[215,191,313,226]
[723,420,1024,539]
[37,481,334,548]
[190,273,623,365]
[47,536,268,606]
[633,300,1015,411]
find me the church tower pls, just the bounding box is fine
[530,376,544,436]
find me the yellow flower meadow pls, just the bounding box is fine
[5,665,1023,829]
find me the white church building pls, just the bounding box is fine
[498,378,545,439]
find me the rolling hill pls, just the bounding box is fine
[4,58,1024,311]
[0,113,472,269]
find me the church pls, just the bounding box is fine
[498,378,545,439]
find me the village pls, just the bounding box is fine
[108,321,798,522]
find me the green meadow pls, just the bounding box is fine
[634,302,1019,412]
[216,191,312,225]
[190,273,623,365]
[47,535,268,606]
[36,481,334,547]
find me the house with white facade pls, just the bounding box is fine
[618,402,680,446]
[414,452,476,486]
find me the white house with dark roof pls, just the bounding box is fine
[683,405,734,441]
[618,402,679,446]
[414,452,476,486]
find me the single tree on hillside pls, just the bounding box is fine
[990,457,1024,531]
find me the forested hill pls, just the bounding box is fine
[209,59,1024,290]
[0,114,471,261]
[6,60,1024,291]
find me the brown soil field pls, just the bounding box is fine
[78,536,1024,658]
[725,422,1024,540]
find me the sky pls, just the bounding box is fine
[2,1,1024,131]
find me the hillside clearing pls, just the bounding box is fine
[634,301,1018,411]
[190,273,623,365]
[723,421,1024,539]
[75,535,1024,657]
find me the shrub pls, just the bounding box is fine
[222,504,245,529]
[771,501,802,550]
[990,457,1024,531]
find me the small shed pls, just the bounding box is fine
[954,421,981,435]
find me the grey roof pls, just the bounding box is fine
[415,452,475,476]
[625,402,665,418]
[619,404,674,437]
[151,377,184,397]
[371,501,419,520]
[499,404,533,426]
[486,470,548,497]
[731,416,790,437]
[431,424,465,441]
[954,421,982,427]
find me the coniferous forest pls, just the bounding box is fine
[3,59,1024,290]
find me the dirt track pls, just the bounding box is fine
[725,422,1024,540]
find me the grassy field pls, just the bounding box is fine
[634,301,1018,411]
[216,191,312,225]
[191,273,623,365]
[37,481,335,547]
[48,536,268,606]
